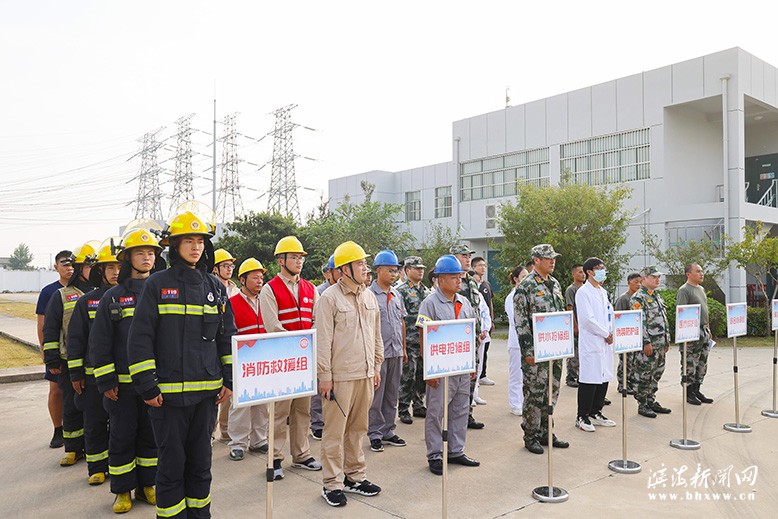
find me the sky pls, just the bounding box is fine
[2,0,778,268]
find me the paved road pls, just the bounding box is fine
[0,292,40,304]
[1,340,777,517]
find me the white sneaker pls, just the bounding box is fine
[479,377,496,386]
[510,407,523,416]
[473,396,487,405]
[576,416,595,432]
[589,413,616,427]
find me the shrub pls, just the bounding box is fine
[656,288,727,339]
[747,306,768,337]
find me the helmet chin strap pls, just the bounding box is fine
[343,263,360,286]
[280,254,299,278]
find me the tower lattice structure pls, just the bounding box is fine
[132,128,165,220]
[268,104,300,218]
[216,113,245,223]
[169,113,195,215]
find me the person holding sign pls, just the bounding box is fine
[315,241,384,507]
[417,255,482,476]
[676,263,713,405]
[630,266,671,418]
[574,258,616,432]
[615,273,641,395]
[514,244,570,454]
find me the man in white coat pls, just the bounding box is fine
[574,257,617,432]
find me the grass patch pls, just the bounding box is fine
[0,299,37,321]
[0,335,42,368]
[712,336,775,348]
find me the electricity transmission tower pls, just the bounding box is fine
[268,104,300,218]
[216,113,245,223]
[169,113,195,214]
[132,128,165,220]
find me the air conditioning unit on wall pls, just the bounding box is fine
[485,205,497,229]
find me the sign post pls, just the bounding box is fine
[670,304,702,450]
[232,329,317,518]
[422,318,477,519]
[763,299,778,418]
[530,311,574,503]
[608,310,643,473]
[723,303,752,433]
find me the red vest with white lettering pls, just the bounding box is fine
[267,275,314,330]
[230,293,265,335]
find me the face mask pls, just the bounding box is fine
[593,269,607,283]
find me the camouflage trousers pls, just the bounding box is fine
[616,352,636,392]
[679,337,710,385]
[398,342,426,414]
[632,345,666,404]
[521,360,562,442]
[565,337,579,383]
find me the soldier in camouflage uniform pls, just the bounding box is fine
[451,244,486,430]
[630,266,672,418]
[396,256,431,424]
[513,244,570,454]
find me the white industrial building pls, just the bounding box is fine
[328,48,778,301]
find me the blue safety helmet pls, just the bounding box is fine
[433,255,464,275]
[327,254,335,270]
[373,250,402,268]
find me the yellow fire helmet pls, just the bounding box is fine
[274,236,307,256]
[117,228,163,261]
[333,241,370,268]
[170,200,217,234]
[73,240,101,264]
[160,211,213,246]
[94,237,122,264]
[214,248,237,266]
[238,257,267,278]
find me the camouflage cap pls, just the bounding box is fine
[530,243,560,259]
[403,256,426,268]
[449,244,474,255]
[640,265,663,277]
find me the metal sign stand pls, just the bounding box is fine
[724,336,752,432]
[532,363,569,502]
[609,352,641,472]
[441,377,449,518]
[265,404,275,518]
[670,341,701,450]
[761,328,778,418]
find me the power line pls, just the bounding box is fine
[131,128,166,220]
[268,104,300,220]
[215,113,245,223]
[169,113,196,216]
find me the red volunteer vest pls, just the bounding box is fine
[267,275,314,331]
[230,293,265,335]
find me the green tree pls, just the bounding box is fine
[727,221,778,308]
[214,211,319,281]
[409,222,460,275]
[9,243,34,270]
[641,228,729,292]
[496,181,632,293]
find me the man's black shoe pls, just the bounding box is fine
[49,426,64,449]
[524,439,544,455]
[638,403,657,418]
[412,408,427,418]
[687,391,702,406]
[540,435,569,449]
[651,401,672,414]
[447,454,480,466]
[467,417,485,430]
[695,385,714,404]
[603,397,611,406]
[428,459,443,476]
[399,411,413,425]
[566,380,579,388]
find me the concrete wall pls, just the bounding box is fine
[0,271,59,292]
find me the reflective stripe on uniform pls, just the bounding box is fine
[158,379,223,394]
[86,449,109,463]
[157,498,186,517]
[63,302,76,311]
[43,341,59,351]
[118,373,132,384]
[236,325,257,333]
[63,428,84,439]
[121,308,135,318]
[109,459,136,476]
[157,304,218,316]
[136,456,158,467]
[220,355,232,365]
[85,367,94,375]
[68,358,84,369]
[129,359,156,376]
[87,310,97,319]
[186,495,211,509]
[278,307,297,315]
[94,363,115,378]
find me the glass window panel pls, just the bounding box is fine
[472,174,483,187]
[483,157,503,171]
[462,161,482,174]
[483,185,494,199]
[472,186,482,200]
[461,188,471,201]
[462,176,472,188]
[504,181,516,196]
[483,172,493,186]
[504,168,516,182]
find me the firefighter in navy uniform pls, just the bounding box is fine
[67,238,121,485]
[91,227,163,513]
[127,210,236,519]
[43,240,99,466]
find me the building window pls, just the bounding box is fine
[560,128,650,186]
[434,186,452,218]
[405,190,421,221]
[460,147,549,201]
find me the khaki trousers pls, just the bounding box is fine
[321,378,374,491]
[218,396,231,437]
[273,396,312,463]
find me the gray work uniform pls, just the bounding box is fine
[368,282,407,441]
[416,290,477,461]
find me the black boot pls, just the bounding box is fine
[686,384,701,405]
[694,384,713,404]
